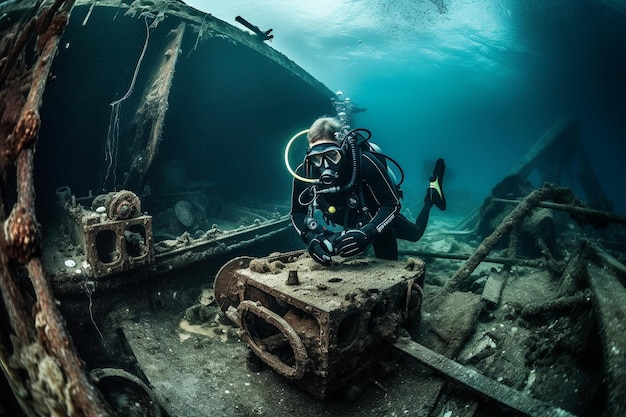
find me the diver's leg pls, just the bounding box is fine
[412,158,446,238]
[413,202,433,241]
[425,158,446,211]
[394,206,430,242]
[372,227,398,260]
[394,214,420,242]
[395,159,447,244]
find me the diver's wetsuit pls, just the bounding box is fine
[291,149,428,260]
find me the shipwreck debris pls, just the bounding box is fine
[235,15,273,41]
[445,183,580,293]
[455,115,617,237]
[394,337,577,417]
[56,187,155,279]
[582,243,626,417]
[47,186,294,293]
[214,252,425,399]
[90,367,162,417]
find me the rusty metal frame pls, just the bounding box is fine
[83,215,154,278]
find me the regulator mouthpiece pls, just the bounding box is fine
[319,169,339,186]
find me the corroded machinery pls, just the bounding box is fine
[56,187,154,278]
[214,252,425,399]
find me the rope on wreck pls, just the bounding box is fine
[0,1,115,416]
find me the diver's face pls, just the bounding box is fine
[306,143,344,186]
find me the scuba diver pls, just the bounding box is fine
[288,116,446,266]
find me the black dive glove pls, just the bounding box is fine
[334,227,372,258]
[306,233,334,266]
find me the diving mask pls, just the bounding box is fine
[306,143,343,168]
[306,142,345,187]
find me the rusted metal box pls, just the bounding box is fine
[214,252,424,399]
[56,187,154,278]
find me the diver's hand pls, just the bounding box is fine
[308,234,333,266]
[334,229,370,258]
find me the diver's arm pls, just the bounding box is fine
[359,153,401,237]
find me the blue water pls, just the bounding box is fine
[187,0,626,214]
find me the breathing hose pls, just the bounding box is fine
[284,129,316,183]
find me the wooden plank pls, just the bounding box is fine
[393,338,578,417]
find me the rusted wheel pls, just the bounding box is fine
[90,368,162,417]
[108,190,141,220]
[213,256,254,312]
[238,300,308,380]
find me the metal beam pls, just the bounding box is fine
[394,338,578,417]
